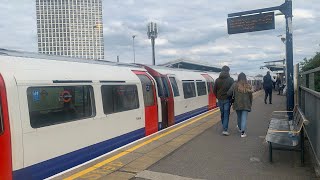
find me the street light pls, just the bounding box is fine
[278,35,287,94]
[132,35,136,63]
[147,22,158,65]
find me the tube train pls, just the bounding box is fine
[0,50,262,179]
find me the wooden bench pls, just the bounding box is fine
[265,105,309,165]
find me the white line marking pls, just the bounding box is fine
[136,170,206,180]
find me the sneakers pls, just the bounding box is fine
[236,125,241,132]
[222,131,230,136]
[241,132,247,138]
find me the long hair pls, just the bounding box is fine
[237,72,252,93]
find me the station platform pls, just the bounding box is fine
[51,91,318,180]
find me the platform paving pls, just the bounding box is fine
[53,91,318,180]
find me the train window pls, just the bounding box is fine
[137,75,155,107]
[207,82,211,93]
[27,86,95,128]
[0,101,3,134]
[154,77,164,97]
[101,85,139,114]
[161,77,170,97]
[169,77,180,97]
[183,81,196,99]
[211,82,214,93]
[197,81,207,96]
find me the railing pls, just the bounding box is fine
[299,66,320,167]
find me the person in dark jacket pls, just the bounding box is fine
[276,75,282,95]
[263,71,273,104]
[227,73,253,137]
[213,65,234,136]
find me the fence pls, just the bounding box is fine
[299,66,320,167]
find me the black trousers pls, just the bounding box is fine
[264,88,272,103]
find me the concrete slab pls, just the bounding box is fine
[99,171,136,180]
[120,155,162,173]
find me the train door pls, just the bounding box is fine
[133,71,158,136]
[139,65,173,129]
[201,74,216,110]
[161,75,174,127]
[0,74,12,180]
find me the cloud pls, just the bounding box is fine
[0,0,319,76]
[293,9,315,19]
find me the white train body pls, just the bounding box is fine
[0,51,261,180]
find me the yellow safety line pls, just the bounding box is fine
[64,109,219,180]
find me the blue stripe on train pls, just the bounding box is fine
[12,106,210,180]
[13,128,145,180]
[175,106,208,124]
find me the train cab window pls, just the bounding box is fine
[161,77,170,98]
[169,77,180,97]
[137,75,155,107]
[196,81,207,96]
[207,82,211,93]
[182,81,196,99]
[101,85,139,114]
[27,86,95,128]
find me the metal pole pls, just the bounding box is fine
[151,37,155,65]
[285,0,294,111]
[132,35,136,63]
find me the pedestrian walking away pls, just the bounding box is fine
[213,65,234,136]
[263,71,274,104]
[276,75,281,94]
[227,72,253,138]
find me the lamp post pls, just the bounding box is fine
[147,22,158,65]
[132,35,136,63]
[278,34,288,97]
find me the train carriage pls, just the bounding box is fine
[150,67,218,124]
[0,52,159,179]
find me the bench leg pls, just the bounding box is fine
[269,142,273,163]
[301,128,305,166]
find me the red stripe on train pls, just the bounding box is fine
[0,74,13,180]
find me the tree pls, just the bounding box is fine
[300,52,320,72]
[300,52,320,92]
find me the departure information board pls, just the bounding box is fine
[227,12,275,34]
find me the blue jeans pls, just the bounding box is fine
[217,99,231,131]
[236,110,248,132]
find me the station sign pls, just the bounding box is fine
[227,12,275,34]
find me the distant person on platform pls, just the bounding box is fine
[276,75,282,95]
[263,71,274,104]
[213,65,234,136]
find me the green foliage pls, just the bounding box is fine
[300,52,320,92]
[315,72,320,92]
[300,52,320,72]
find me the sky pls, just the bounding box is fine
[0,0,319,75]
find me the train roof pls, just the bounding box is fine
[0,48,141,68]
[0,49,146,84]
[151,66,208,81]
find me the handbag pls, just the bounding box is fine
[230,95,235,105]
[230,86,235,105]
